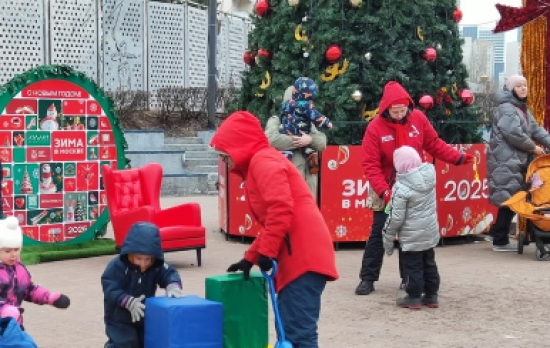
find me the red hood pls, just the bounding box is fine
[377,81,415,116]
[210,111,269,177]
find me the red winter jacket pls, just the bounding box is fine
[210,111,339,292]
[362,82,464,196]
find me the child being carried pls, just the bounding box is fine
[279,77,332,174]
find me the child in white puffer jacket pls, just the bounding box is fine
[383,146,440,310]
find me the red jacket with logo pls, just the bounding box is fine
[362,82,463,196]
[210,111,339,292]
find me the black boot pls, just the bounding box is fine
[396,295,422,309]
[421,294,439,308]
[355,280,375,295]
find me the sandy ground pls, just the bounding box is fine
[21,196,550,348]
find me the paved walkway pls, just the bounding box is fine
[23,196,550,348]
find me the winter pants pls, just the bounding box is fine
[488,206,515,246]
[104,321,144,348]
[401,248,440,299]
[277,272,327,348]
[359,211,405,281]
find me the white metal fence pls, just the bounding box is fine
[0,0,251,96]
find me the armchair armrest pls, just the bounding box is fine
[111,206,156,246]
[155,203,202,228]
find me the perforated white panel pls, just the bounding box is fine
[102,0,145,92]
[147,1,186,108]
[0,0,45,85]
[50,0,99,82]
[216,15,229,87]
[227,16,250,88]
[186,5,208,87]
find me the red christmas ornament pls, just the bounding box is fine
[419,95,434,110]
[257,48,271,59]
[453,9,463,23]
[459,89,474,106]
[255,0,269,17]
[424,47,437,62]
[325,45,342,63]
[243,49,255,65]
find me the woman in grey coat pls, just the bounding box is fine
[487,74,550,252]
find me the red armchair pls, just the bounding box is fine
[102,163,206,266]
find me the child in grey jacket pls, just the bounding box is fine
[383,146,440,310]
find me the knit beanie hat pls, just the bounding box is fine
[505,74,527,92]
[0,216,23,249]
[394,146,422,174]
[390,98,410,109]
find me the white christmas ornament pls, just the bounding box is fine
[302,16,308,22]
[351,90,362,101]
[303,51,309,58]
[436,43,442,50]
[364,52,372,60]
[288,0,299,6]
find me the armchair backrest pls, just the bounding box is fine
[102,163,163,215]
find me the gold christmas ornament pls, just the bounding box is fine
[417,26,424,41]
[351,90,362,101]
[362,105,379,121]
[349,0,362,7]
[260,71,271,90]
[288,0,299,6]
[321,59,349,82]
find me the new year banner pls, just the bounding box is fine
[0,67,125,244]
[221,145,497,243]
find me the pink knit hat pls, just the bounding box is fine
[505,74,527,92]
[394,146,422,174]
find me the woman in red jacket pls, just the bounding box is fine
[355,81,474,296]
[210,111,339,348]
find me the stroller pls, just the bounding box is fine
[502,154,550,261]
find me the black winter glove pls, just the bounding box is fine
[52,294,71,309]
[257,254,273,272]
[227,258,253,280]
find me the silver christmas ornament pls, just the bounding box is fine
[446,70,453,75]
[436,43,442,50]
[302,16,308,22]
[351,90,363,101]
[303,51,310,58]
[364,52,372,60]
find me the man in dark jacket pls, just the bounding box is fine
[102,222,183,348]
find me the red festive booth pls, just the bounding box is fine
[218,144,497,243]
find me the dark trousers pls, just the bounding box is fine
[359,211,404,281]
[105,321,144,348]
[401,248,440,299]
[277,272,327,348]
[488,206,515,246]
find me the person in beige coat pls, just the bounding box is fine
[264,86,327,200]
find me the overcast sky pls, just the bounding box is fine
[459,0,522,41]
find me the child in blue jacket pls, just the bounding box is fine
[101,222,183,348]
[279,77,332,174]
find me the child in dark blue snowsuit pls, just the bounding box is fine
[279,77,332,174]
[101,222,183,348]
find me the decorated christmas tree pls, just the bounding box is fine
[20,166,33,194]
[231,0,481,145]
[75,199,85,222]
